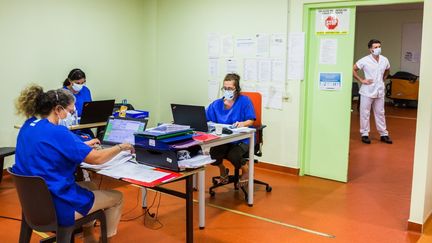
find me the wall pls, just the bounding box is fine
[0,0,158,168]
[354,9,423,74]
[154,0,299,167]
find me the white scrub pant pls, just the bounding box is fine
[359,95,389,137]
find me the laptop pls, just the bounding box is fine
[79,100,115,124]
[170,104,208,132]
[101,117,148,147]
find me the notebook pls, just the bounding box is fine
[170,104,209,132]
[79,100,115,124]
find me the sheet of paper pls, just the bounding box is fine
[226,59,237,73]
[319,39,338,65]
[258,59,272,82]
[178,155,215,169]
[222,35,234,57]
[241,82,256,92]
[208,58,219,79]
[98,162,170,182]
[81,151,133,170]
[243,59,258,81]
[235,37,256,57]
[267,84,283,109]
[255,83,270,107]
[287,32,305,80]
[270,33,287,57]
[208,79,219,101]
[256,33,270,57]
[207,33,220,58]
[271,59,286,83]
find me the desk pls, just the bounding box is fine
[14,122,107,131]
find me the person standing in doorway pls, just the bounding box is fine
[353,39,392,144]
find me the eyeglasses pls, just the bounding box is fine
[221,87,236,91]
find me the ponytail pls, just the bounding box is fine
[16,84,75,118]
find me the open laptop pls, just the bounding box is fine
[79,100,115,124]
[170,104,208,132]
[100,116,148,147]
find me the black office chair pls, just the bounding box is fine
[352,82,360,111]
[0,147,15,183]
[7,168,108,243]
[209,92,272,202]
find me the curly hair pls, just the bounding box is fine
[16,84,75,118]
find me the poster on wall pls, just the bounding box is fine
[316,9,350,35]
[319,72,342,90]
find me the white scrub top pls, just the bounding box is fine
[356,54,390,98]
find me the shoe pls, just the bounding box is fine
[361,136,371,144]
[380,136,393,144]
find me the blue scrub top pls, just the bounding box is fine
[12,117,94,226]
[64,86,92,117]
[206,95,256,144]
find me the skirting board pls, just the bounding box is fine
[408,211,432,233]
[255,161,299,175]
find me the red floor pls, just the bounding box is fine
[0,104,422,242]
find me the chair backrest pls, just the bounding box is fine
[7,168,58,232]
[240,92,262,127]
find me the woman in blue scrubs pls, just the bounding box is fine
[206,73,256,186]
[13,85,133,240]
[63,68,92,117]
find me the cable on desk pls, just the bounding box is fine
[0,215,21,221]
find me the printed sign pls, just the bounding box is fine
[319,72,342,90]
[316,9,350,34]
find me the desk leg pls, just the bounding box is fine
[0,157,4,183]
[192,174,197,190]
[141,188,147,208]
[248,133,255,206]
[186,175,194,243]
[198,170,205,229]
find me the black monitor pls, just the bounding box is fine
[170,104,208,132]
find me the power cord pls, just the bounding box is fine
[0,215,21,221]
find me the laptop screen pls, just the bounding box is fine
[171,104,208,132]
[102,118,147,145]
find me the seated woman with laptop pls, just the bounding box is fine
[13,85,134,241]
[206,73,256,187]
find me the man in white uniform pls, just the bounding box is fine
[353,39,392,144]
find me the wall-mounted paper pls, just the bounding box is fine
[244,59,258,81]
[226,59,238,73]
[319,72,342,90]
[287,32,305,80]
[267,84,283,109]
[256,33,270,57]
[258,59,271,82]
[208,79,220,100]
[241,82,256,92]
[208,58,219,79]
[319,39,338,65]
[222,35,234,57]
[270,33,287,57]
[236,37,257,57]
[208,33,220,58]
[271,59,286,83]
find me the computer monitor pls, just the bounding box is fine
[170,104,208,132]
[102,117,148,145]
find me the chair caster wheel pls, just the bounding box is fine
[209,191,215,197]
[266,186,272,192]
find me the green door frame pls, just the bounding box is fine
[299,0,424,177]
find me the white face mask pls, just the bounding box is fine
[72,83,84,92]
[59,108,77,126]
[372,47,381,56]
[223,90,235,100]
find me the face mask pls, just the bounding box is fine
[372,47,381,56]
[72,83,84,92]
[223,90,235,100]
[59,108,77,126]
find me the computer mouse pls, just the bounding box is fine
[222,127,233,134]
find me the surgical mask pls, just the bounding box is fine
[223,90,235,100]
[72,83,84,92]
[59,108,77,127]
[372,47,381,56]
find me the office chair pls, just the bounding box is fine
[0,147,15,183]
[209,92,272,202]
[7,168,108,243]
[352,82,360,111]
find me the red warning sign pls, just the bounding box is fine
[325,16,338,30]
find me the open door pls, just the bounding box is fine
[301,6,356,182]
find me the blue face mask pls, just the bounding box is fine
[223,90,235,100]
[59,108,77,127]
